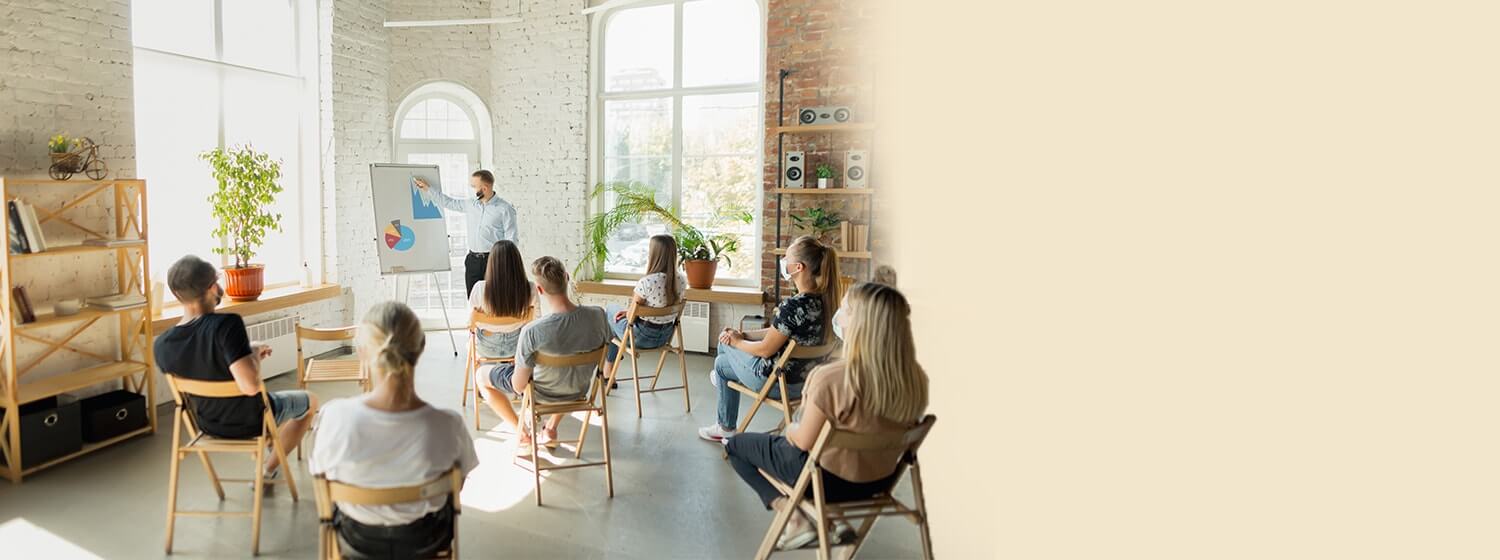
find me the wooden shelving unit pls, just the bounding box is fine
[772,69,877,301]
[0,177,155,483]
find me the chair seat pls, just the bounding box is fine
[304,359,363,382]
[531,399,599,415]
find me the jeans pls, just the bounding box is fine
[605,311,677,364]
[725,432,901,509]
[713,342,801,430]
[334,501,454,559]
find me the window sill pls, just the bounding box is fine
[575,279,764,306]
[152,284,343,334]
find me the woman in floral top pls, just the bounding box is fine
[699,236,841,442]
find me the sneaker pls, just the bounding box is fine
[710,370,722,389]
[698,424,735,443]
[777,523,818,550]
[253,467,280,496]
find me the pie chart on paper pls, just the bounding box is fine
[384,220,416,251]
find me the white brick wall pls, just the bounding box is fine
[0,0,135,178]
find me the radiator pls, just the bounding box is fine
[681,301,710,353]
[245,316,298,379]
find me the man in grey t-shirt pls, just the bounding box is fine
[474,256,612,451]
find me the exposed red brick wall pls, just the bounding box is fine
[761,0,877,294]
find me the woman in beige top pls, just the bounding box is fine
[723,282,929,550]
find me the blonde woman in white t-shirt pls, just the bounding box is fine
[310,301,479,558]
[605,234,687,365]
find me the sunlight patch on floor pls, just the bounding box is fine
[0,518,103,559]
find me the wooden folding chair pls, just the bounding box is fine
[313,466,464,560]
[515,345,613,506]
[608,300,689,417]
[163,375,300,556]
[728,339,840,434]
[753,415,938,560]
[464,308,535,430]
[297,325,366,392]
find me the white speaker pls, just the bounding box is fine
[784,151,804,188]
[844,150,868,188]
[797,106,851,126]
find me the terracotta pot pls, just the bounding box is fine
[683,259,718,289]
[223,264,265,301]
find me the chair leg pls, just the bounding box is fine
[574,410,591,460]
[601,405,614,498]
[630,350,643,418]
[812,474,832,560]
[678,349,690,412]
[844,507,881,559]
[738,389,771,433]
[531,414,542,507]
[252,446,265,556]
[756,495,801,560]
[163,415,184,554]
[198,452,226,500]
[462,345,473,408]
[272,435,299,502]
[910,460,934,560]
[649,349,668,391]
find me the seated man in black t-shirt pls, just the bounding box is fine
[154,255,319,484]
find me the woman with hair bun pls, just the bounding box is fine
[310,301,479,558]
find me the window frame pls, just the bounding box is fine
[130,0,320,290]
[589,0,767,287]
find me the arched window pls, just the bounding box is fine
[594,0,763,284]
[393,82,494,320]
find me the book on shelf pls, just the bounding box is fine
[17,199,47,253]
[7,200,29,254]
[82,238,145,248]
[11,286,36,324]
[85,293,147,311]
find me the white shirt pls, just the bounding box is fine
[309,396,479,526]
[633,272,687,325]
[419,188,519,253]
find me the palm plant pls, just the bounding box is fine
[579,182,751,281]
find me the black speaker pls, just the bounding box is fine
[784,151,804,188]
[798,106,851,126]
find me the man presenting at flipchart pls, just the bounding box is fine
[413,170,519,297]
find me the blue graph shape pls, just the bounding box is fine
[411,177,443,220]
[393,225,416,251]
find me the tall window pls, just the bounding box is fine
[394,83,493,320]
[132,0,317,286]
[596,0,762,283]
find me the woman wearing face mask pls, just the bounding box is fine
[724,282,928,549]
[832,265,896,340]
[698,236,840,442]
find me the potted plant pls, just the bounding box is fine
[580,182,751,288]
[201,145,284,301]
[791,206,843,244]
[48,134,79,171]
[814,163,837,189]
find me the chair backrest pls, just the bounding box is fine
[627,300,684,321]
[320,467,463,506]
[821,414,937,454]
[769,339,841,375]
[297,324,357,342]
[469,308,534,334]
[163,373,273,435]
[531,345,609,402]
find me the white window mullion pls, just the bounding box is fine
[670,0,685,216]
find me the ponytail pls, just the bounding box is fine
[358,301,426,393]
[788,236,841,342]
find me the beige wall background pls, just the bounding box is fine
[876,1,1500,557]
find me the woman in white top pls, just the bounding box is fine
[310,301,479,559]
[605,234,687,365]
[468,240,534,360]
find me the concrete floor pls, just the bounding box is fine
[0,333,925,559]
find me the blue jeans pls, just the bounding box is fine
[713,342,801,430]
[605,312,677,364]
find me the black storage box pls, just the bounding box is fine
[15,396,83,469]
[78,390,148,443]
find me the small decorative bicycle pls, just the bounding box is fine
[48,137,108,181]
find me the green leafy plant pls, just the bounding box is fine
[201,145,284,268]
[579,182,752,281]
[791,207,843,238]
[815,163,837,180]
[48,134,74,154]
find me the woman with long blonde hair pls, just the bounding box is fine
[724,282,928,550]
[605,234,685,365]
[310,302,480,558]
[699,235,841,442]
